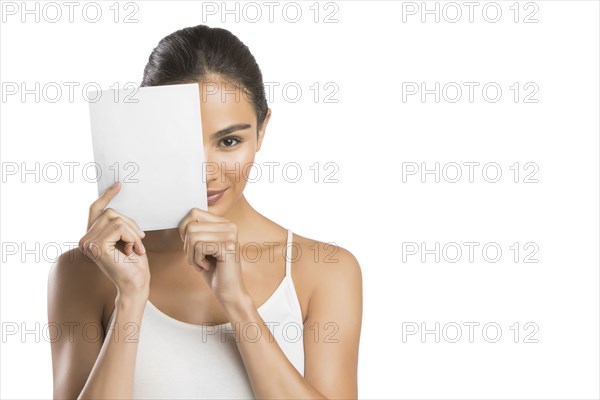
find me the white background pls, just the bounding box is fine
[1,1,599,399]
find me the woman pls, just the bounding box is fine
[48,24,362,399]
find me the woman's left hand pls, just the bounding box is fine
[178,208,249,309]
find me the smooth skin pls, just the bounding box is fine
[48,77,363,399]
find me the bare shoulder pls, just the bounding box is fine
[290,232,362,320]
[48,248,115,329]
[292,233,362,399]
[292,232,362,280]
[48,248,117,397]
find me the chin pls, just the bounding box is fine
[207,204,226,216]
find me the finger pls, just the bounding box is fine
[185,231,237,265]
[184,232,222,270]
[81,219,139,262]
[185,231,236,251]
[178,208,227,240]
[186,238,197,269]
[183,222,234,236]
[79,236,103,262]
[187,238,210,271]
[120,240,141,257]
[88,181,121,230]
[79,212,115,259]
[98,218,146,257]
[194,242,218,272]
[87,209,146,255]
[180,220,237,263]
[98,208,146,247]
[104,208,145,238]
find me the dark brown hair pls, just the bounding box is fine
[141,25,269,133]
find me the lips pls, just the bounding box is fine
[207,188,227,196]
[207,188,228,206]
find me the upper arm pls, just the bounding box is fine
[303,245,363,399]
[47,249,106,399]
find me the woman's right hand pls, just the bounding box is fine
[78,181,150,300]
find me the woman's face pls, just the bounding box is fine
[198,79,270,216]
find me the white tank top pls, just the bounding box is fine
[107,229,305,399]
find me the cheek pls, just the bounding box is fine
[220,147,256,182]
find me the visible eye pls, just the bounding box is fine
[218,136,243,148]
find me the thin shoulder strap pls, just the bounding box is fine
[285,229,293,277]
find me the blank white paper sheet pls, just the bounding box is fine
[88,83,208,231]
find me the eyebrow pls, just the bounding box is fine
[210,123,252,140]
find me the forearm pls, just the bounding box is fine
[78,295,146,399]
[225,295,327,400]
